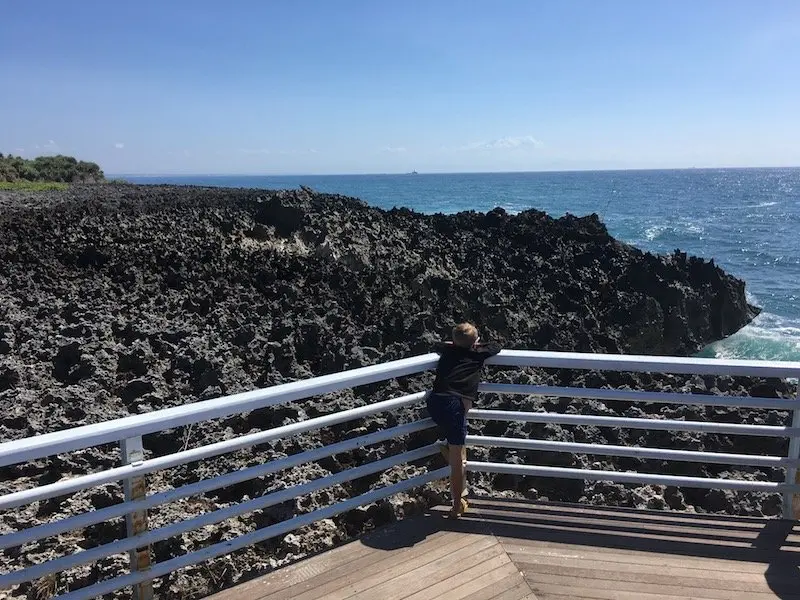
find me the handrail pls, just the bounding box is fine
[466,434,800,468]
[0,392,428,510]
[4,350,799,468]
[478,383,800,410]
[0,353,440,468]
[1,349,799,600]
[468,408,800,437]
[52,468,450,600]
[468,461,795,492]
[487,350,800,377]
[0,445,440,588]
[0,420,434,551]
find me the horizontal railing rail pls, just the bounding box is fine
[469,462,790,492]
[0,392,428,511]
[466,434,800,468]
[6,350,799,469]
[478,382,800,410]
[0,354,440,468]
[0,420,435,552]
[1,349,798,600]
[486,350,800,377]
[468,408,800,437]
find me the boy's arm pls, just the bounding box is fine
[473,342,502,357]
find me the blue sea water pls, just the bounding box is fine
[120,169,800,362]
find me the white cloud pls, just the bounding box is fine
[43,139,59,152]
[383,146,407,153]
[239,148,319,155]
[459,135,543,151]
[114,142,125,149]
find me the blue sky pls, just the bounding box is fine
[2,1,799,175]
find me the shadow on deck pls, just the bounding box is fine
[206,496,800,600]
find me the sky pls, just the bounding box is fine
[1,1,800,175]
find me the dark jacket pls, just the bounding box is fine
[431,341,501,404]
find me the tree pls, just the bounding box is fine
[0,152,105,183]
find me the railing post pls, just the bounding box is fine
[121,436,154,600]
[783,380,800,520]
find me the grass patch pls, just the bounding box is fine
[0,181,69,191]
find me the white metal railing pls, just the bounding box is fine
[1,350,799,600]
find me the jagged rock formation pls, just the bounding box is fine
[0,184,774,598]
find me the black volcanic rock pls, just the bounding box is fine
[0,184,768,598]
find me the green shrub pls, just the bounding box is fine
[0,153,104,183]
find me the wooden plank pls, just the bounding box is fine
[500,538,798,574]
[497,536,800,573]
[339,538,503,600]
[472,505,790,546]
[206,518,448,598]
[445,564,526,600]
[368,550,511,600]
[515,561,787,595]
[523,572,790,600]
[258,531,472,600]
[283,535,494,600]
[206,498,800,600]
[377,546,514,600]
[501,541,770,573]
[541,595,626,600]
[510,552,777,583]
[207,516,446,600]
[480,513,800,559]
[489,581,538,600]
[525,580,714,600]
[470,498,774,531]
[470,499,800,548]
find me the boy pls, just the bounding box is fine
[428,323,501,518]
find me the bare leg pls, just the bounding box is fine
[438,442,468,497]
[449,444,466,514]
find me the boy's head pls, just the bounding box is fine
[452,322,479,348]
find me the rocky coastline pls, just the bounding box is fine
[0,183,787,598]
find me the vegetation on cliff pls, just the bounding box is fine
[0,153,104,184]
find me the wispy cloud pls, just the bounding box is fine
[238,148,271,155]
[382,146,408,153]
[114,142,125,149]
[31,140,60,154]
[238,148,319,155]
[459,135,543,151]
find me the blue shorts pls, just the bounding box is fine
[426,392,467,446]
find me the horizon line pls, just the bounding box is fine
[109,164,800,178]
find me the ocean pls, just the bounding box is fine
[120,169,800,363]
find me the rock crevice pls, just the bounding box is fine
[0,185,765,598]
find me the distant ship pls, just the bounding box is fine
[408,170,418,175]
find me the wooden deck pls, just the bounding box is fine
[207,496,800,600]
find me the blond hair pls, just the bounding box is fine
[452,322,479,348]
